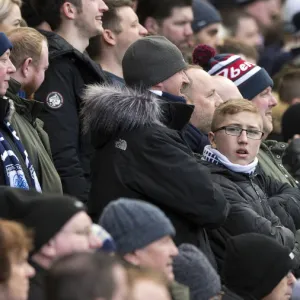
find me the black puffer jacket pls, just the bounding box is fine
[202,161,299,272]
[83,85,229,267]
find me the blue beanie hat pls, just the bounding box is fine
[99,198,176,255]
[192,0,222,33]
[193,44,273,100]
[0,32,12,56]
[173,244,221,300]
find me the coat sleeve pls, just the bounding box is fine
[263,175,300,230]
[219,178,295,250]
[283,139,300,182]
[34,59,89,202]
[120,129,229,228]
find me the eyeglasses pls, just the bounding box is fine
[213,125,264,140]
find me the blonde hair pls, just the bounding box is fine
[0,0,22,23]
[6,27,47,69]
[211,99,261,131]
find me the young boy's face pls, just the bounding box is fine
[209,111,263,165]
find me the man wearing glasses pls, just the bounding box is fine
[201,98,300,273]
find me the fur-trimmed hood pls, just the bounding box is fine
[81,84,165,139]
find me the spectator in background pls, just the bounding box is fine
[136,0,193,56]
[181,65,223,138]
[0,187,102,300]
[87,0,147,84]
[223,233,296,300]
[100,198,189,300]
[5,27,62,194]
[173,244,222,300]
[21,0,51,31]
[31,0,109,202]
[212,76,243,103]
[0,219,35,300]
[217,37,259,64]
[0,0,22,32]
[126,266,171,300]
[191,0,222,49]
[222,10,262,49]
[46,252,128,300]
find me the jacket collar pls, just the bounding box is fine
[7,78,44,122]
[156,91,194,131]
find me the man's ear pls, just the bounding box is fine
[291,97,300,105]
[102,29,117,46]
[208,131,216,148]
[144,17,160,35]
[39,239,57,259]
[21,57,33,78]
[61,1,77,20]
[123,252,140,266]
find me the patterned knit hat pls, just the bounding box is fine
[193,44,273,100]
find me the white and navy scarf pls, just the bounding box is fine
[0,120,41,192]
[202,145,258,175]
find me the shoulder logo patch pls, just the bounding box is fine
[115,139,127,151]
[46,92,64,109]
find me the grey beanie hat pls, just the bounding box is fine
[122,35,187,89]
[192,0,222,33]
[99,198,176,255]
[173,244,221,300]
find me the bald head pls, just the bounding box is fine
[213,76,242,102]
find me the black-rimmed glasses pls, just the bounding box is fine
[213,125,264,140]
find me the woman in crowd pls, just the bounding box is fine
[0,0,22,32]
[0,219,35,300]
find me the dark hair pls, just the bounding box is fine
[278,69,300,104]
[136,0,192,26]
[45,252,122,300]
[217,38,258,62]
[87,0,133,61]
[30,0,82,30]
[222,9,256,36]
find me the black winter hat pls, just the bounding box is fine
[223,233,295,300]
[122,36,187,89]
[281,103,300,142]
[0,187,85,254]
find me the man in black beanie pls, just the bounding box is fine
[0,186,102,300]
[223,233,296,300]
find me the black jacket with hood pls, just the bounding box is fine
[83,85,229,266]
[34,30,108,202]
[202,160,299,271]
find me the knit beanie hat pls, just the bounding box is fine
[91,223,116,253]
[122,36,187,89]
[193,44,273,100]
[223,233,295,300]
[99,198,176,255]
[173,244,221,300]
[0,32,12,57]
[0,187,85,253]
[192,0,222,33]
[281,103,300,142]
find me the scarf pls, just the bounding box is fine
[0,120,42,192]
[202,145,258,175]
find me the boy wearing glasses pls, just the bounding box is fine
[201,99,300,273]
